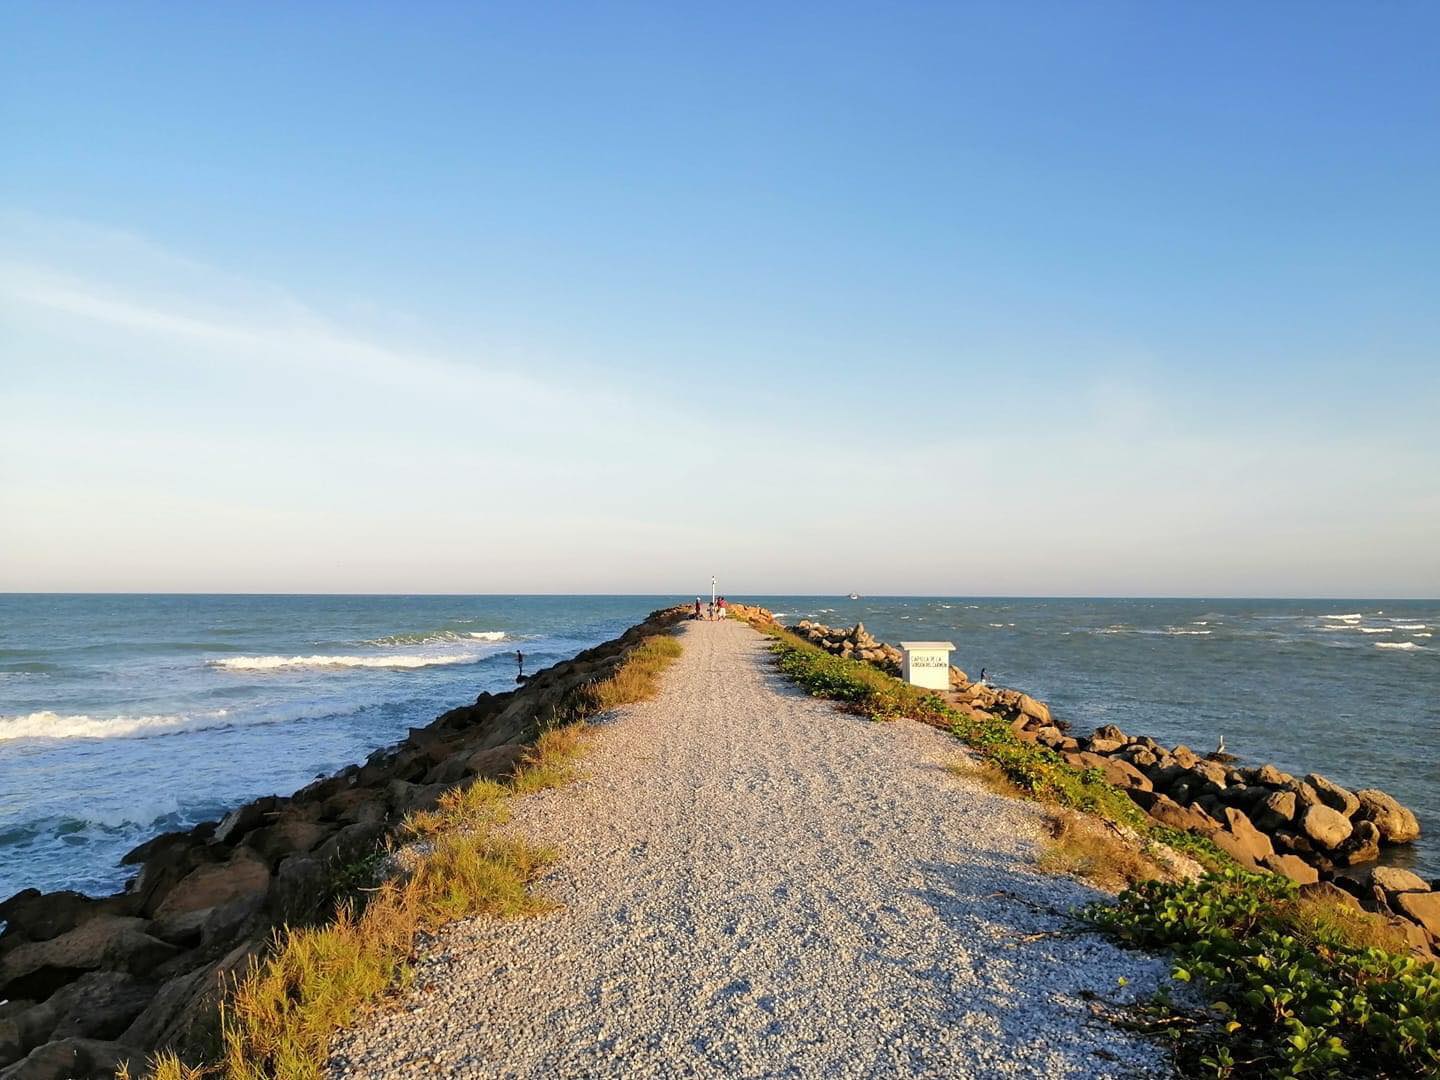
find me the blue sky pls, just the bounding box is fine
[2,3,1437,595]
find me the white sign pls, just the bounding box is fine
[899,641,956,691]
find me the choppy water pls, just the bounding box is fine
[0,594,662,898]
[754,597,1440,879]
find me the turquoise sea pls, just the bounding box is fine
[1,594,1436,900]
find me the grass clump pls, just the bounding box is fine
[584,634,683,712]
[1088,869,1440,1077]
[1036,812,1156,891]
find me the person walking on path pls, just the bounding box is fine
[717,596,728,618]
[694,597,702,620]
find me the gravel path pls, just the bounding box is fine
[329,618,1174,1079]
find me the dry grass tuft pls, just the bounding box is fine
[944,756,1027,800]
[585,634,683,712]
[1282,892,1415,955]
[1035,812,1156,891]
[404,777,510,838]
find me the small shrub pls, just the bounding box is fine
[1087,870,1440,1077]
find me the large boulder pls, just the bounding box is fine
[1305,774,1360,818]
[1394,892,1440,939]
[1251,763,1294,787]
[153,852,271,921]
[1332,820,1382,867]
[0,918,176,1000]
[0,1037,138,1080]
[1211,808,1274,870]
[1260,853,1319,886]
[120,940,262,1054]
[1298,803,1353,851]
[1354,789,1422,844]
[1368,866,1430,898]
[0,892,125,947]
[1253,790,1297,831]
[1144,794,1219,835]
[1015,694,1051,726]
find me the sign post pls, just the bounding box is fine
[898,641,956,690]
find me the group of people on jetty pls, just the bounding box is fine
[694,596,728,620]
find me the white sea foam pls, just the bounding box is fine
[1376,641,1424,651]
[1395,624,1428,631]
[467,631,507,641]
[0,710,233,742]
[1358,628,1393,634]
[213,652,484,671]
[1321,613,1363,622]
[1165,629,1212,636]
[1417,633,1433,638]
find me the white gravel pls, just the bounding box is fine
[328,618,1175,1079]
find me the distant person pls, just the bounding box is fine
[718,596,728,618]
[978,667,987,685]
[516,650,526,683]
[694,597,702,620]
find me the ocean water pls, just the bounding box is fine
[753,597,1440,879]
[3,595,1437,900]
[0,595,663,899]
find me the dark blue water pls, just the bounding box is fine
[752,597,1440,877]
[0,595,663,898]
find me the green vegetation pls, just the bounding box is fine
[136,629,684,1080]
[1089,870,1440,1077]
[752,618,1439,1077]
[766,626,1150,830]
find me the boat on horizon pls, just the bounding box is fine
[848,592,860,600]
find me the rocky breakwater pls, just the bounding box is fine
[789,620,907,674]
[783,618,1435,958]
[0,607,689,1080]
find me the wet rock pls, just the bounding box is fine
[1304,774,1360,818]
[1298,803,1353,851]
[1354,789,1422,844]
[0,892,126,948]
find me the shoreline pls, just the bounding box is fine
[0,606,689,1077]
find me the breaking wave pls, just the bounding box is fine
[364,629,507,647]
[1376,642,1424,651]
[0,710,233,742]
[1321,614,1363,622]
[1358,628,1393,634]
[213,652,486,671]
[1395,624,1428,631]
